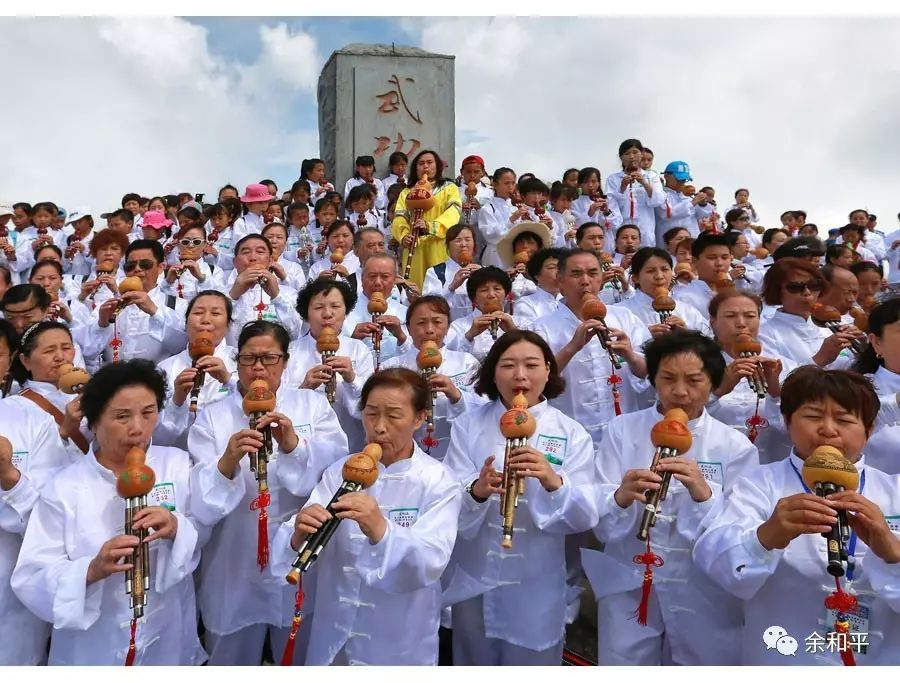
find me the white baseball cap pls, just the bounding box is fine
[64,206,93,225]
[0,202,13,217]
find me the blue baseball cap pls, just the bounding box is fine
[664,161,692,181]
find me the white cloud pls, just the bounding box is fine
[417,16,900,231]
[0,17,321,213]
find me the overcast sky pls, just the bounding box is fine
[2,16,899,233]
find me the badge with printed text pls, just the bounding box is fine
[294,424,313,439]
[388,507,419,528]
[886,516,900,534]
[696,461,724,488]
[825,601,870,656]
[148,482,176,511]
[536,434,567,466]
[449,372,467,389]
[11,450,27,470]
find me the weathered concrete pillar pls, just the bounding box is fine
[318,43,455,193]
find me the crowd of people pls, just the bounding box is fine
[1,139,900,666]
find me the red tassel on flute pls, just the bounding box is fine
[124,618,137,666]
[633,538,664,626]
[252,492,271,571]
[825,577,858,666]
[280,580,306,666]
[608,373,622,416]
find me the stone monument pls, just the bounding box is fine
[318,43,455,193]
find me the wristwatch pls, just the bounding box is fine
[466,479,488,504]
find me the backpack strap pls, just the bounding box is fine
[434,262,447,286]
[19,389,89,454]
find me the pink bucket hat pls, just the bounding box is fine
[241,183,275,203]
[142,210,173,230]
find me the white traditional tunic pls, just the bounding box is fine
[614,288,713,337]
[759,310,855,370]
[423,257,476,322]
[270,444,460,665]
[283,224,324,268]
[570,194,624,235]
[442,400,600,652]
[5,379,92,459]
[11,444,207,665]
[187,387,347,638]
[82,287,188,365]
[232,212,265,242]
[706,350,797,464]
[381,345,483,461]
[477,196,514,268]
[869,366,900,431]
[885,229,900,285]
[158,259,217,302]
[344,177,387,212]
[530,301,652,445]
[445,307,517,364]
[341,290,411,365]
[0,402,73,665]
[226,282,302,346]
[307,249,361,286]
[154,340,238,450]
[283,332,374,452]
[654,187,698,244]
[694,452,900,665]
[867,425,900,474]
[516,287,561,328]
[672,278,718,320]
[587,406,759,665]
[605,170,665,247]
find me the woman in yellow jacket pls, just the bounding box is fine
[391,149,461,288]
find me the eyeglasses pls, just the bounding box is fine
[784,280,824,294]
[237,353,284,366]
[123,259,156,273]
[179,238,205,247]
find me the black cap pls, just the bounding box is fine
[773,236,825,261]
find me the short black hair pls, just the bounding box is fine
[518,177,550,196]
[558,248,600,274]
[466,265,512,301]
[618,138,644,157]
[474,329,566,400]
[854,297,900,374]
[359,368,428,414]
[406,295,450,326]
[237,320,290,357]
[295,278,357,320]
[526,247,566,280]
[121,193,141,207]
[643,329,726,390]
[185,290,233,323]
[1,284,50,312]
[80,359,166,429]
[126,238,165,264]
[234,233,273,256]
[850,260,883,279]
[444,223,475,247]
[780,366,879,435]
[287,202,309,219]
[109,208,134,224]
[691,232,731,259]
[630,247,672,277]
[575,221,604,244]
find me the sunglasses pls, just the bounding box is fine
[179,238,205,247]
[123,259,157,273]
[784,280,824,294]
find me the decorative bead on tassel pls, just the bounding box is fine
[632,538,664,626]
[608,373,623,416]
[251,491,271,571]
[280,580,306,666]
[111,319,122,364]
[124,617,137,666]
[825,577,858,666]
[255,299,266,321]
[747,409,765,444]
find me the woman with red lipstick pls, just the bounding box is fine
[442,329,600,665]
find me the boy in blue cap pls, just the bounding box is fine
[655,160,708,245]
